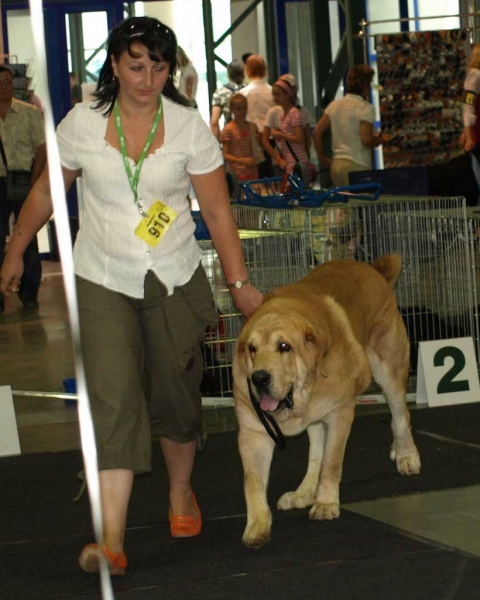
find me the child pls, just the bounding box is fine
[220,93,261,181]
[263,78,315,181]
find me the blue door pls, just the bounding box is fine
[2,1,123,219]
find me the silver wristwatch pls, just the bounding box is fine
[226,278,250,289]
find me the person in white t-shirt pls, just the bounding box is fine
[0,16,262,575]
[313,64,383,187]
[176,45,198,101]
[240,54,274,133]
[240,55,275,177]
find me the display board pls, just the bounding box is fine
[376,29,468,168]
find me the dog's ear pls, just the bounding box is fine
[305,326,329,378]
[235,337,252,377]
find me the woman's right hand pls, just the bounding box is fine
[230,283,264,318]
[0,253,25,298]
[464,134,476,152]
[319,156,331,170]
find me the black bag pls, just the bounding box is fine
[0,136,31,202]
[6,169,31,202]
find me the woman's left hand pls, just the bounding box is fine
[230,283,264,318]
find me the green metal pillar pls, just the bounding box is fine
[202,0,217,106]
[67,14,86,84]
[309,0,332,111]
[347,0,367,65]
[263,0,279,83]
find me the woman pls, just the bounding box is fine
[0,17,262,574]
[176,45,198,101]
[461,43,480,189]
[220,93,260,181]
[313,64,382,187]
[263,78,314,177]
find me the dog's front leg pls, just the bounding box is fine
[309,403,355,521]
[277,421,325,510]
[239,428,275,548]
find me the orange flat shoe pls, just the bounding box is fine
[78,543,127,576]
[169,493,202,538]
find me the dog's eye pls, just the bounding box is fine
[248,344,256,354]
[278,342,291,353]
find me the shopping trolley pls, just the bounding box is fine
[235,173,383,208]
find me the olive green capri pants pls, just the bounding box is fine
[76,265,218,474]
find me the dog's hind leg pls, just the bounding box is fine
[367,320,421,476]
[277,421,325,511]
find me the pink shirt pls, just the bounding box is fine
[276,107,310,173]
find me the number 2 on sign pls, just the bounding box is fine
[135,200,178,247]
[434,346,470,394]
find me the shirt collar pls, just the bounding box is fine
[7,98,20,114]
[346,93,366,101]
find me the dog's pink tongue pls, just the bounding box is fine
[260,396,279,412]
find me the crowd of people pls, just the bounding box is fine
[210,55,383,190]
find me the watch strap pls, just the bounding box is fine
[226,278,250,289]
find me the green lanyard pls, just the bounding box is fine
[114,96,163,217]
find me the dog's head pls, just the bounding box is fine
[234,300,329,421]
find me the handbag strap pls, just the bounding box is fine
[0,137,8,171]
[285,139,300,163]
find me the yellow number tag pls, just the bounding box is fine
[135,200,177,247]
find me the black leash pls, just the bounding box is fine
[247,378,286,449]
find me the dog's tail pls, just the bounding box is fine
[373,254,402,289]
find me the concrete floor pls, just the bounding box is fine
[1,260,479,559]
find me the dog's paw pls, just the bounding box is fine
[242,520,271,549]
[277,490,315,511]
[390,446,421,475]
[308,502,340,520]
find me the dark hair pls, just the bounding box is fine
[93,16,191,114]
[241,53,253,65]
[227,60,245,85]
[346,64,375,95]
[0,66,13,79]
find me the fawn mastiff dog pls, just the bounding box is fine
[233,255,421,548]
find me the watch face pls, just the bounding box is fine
[227,279,248,289]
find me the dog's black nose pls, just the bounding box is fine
[251,370,271,389]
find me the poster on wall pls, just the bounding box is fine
[376,29,468,168]
[7,63,30,102]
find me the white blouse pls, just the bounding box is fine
[56,96,223,298]
[325,94,375,168]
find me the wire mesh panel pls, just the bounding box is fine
[467,207,480,361]
[357,196,474,376]
[199,230,310,397]
[233,196,474,388]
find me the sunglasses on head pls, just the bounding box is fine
[116,19,175,42]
